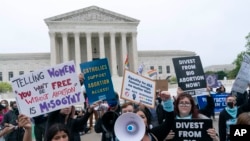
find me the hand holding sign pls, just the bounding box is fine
[88,100,102,113]
[165,130,175,140]
[207,128,219,141]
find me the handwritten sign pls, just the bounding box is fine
[174,119,213,141]
[121,70,156,108]
[80,58,115,104]
[172,56,206,95]
[10,61,84,117]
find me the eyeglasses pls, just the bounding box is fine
[178,102,191,107]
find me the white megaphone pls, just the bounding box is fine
[114,112,145,141]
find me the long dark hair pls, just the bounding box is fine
[174,93,199,118]
[45,123,70,141]
[134,106,151,132]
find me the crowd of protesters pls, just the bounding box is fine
[0,73,250,141]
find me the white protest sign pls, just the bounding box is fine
[120,70,156,108]
[10,61,84,117]
[232,54,250,94]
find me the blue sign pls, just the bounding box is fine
[197,93,229,113]
[80,58,115,104]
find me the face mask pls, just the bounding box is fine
[12,107,19,115]
[1,104,6,108]
[227,102,234,108]
[79,80,84,85]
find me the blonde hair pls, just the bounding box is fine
[237,112,250,125]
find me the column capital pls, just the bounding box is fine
[132,32,137,36]
[49,31,55,38]
[61,32,68,37]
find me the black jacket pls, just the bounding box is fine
[46,109,92,141]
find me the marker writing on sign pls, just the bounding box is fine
[39,92,81,113]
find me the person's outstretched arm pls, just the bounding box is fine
[18,114,32,141]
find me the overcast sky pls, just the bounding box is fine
[1,0,250,67]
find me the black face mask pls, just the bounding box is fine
[227,102,234,108]
[79,80,84,86]
[12,107,19,115]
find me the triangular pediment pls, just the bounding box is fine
[45,6,139,23]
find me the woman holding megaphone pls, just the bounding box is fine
[130,91,175,141]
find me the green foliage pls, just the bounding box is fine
[229,32,250,78]
[0,82,12,93]
[169,76,177,84]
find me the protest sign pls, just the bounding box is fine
[174,119,213,141]
[121,70,156,108]
[10,61,84,117]
[205,74,219,88]
[80,58,115,104]
[197,93,229,113]
[232,54,250,94]
[172,56,206,96]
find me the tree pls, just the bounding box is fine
[0,82,12,93]
[229,33,250,78]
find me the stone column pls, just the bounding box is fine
[99,32,105,58]
[121,32,127,71]
[110,32,118,76]
[74,32,81,72]
[86,32,92,61]
[49,31,56,66]
[132,32,138,72]
[62,32,69,62]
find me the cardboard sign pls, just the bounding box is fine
[155,80,168,91]
[10,61,84,117]
[172,56,206,95]
[121,70,156,108]
[80,58,115,104]
[174,119,213,141]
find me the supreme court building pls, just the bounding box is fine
[45,6,139,76]
[0,6,196,93]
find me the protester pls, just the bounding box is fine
[218,94,250,141]
[75,108,90,135]
[156,90,175,125]
[0,100,10,114]
[45,102,98,141]
[32,114,48,141]
[18,114,32,141]
[165,93,219,141]
[120,101,134,114]
[94,93,121,141]
[0,104,6,124]
[199,87,215,120]
[134,91,174,141]
[236,112,250,125]
[45,123,70,141]
[1,101,24,141]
